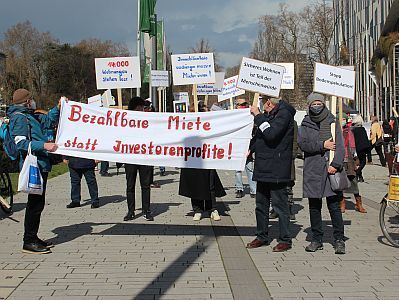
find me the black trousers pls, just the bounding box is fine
[125,164,151,213]
[24,172,48,244]
[191,170,217,213]
[367,143,386,166]
[356,151,367,177]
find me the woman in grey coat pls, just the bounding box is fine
[298,93,346,255]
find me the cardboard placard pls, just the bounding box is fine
[196,72,225,95]
[273,63,295,90]
[151,70,170,87]
[218,75,245,102]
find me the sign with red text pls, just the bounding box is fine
[196,72,225,95]
[313,63,355,100]
[55,100,253,170]
[171,53,216,86]
[237,57,284,97]
[218,75,245,102]
[95,56,141,90]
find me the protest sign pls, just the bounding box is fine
[173,92,189,104]
[101,90,115,108]
[95,56,141,90]
[274,63,295,90]
[88,94,102,107]
[313,63,356,100]
[218,76,245,102]
[173,101,188,113]
[151,70,170,87]
[237,57,284,98]
[196,72,225,95]
[55,100,253,171]
[171,53,216,86]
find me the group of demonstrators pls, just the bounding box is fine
[2,86,392,256]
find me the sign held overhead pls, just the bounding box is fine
[151,70,170,87]
[218,75,245,102]
[313,63,356,100]
[274,63,295,90]
[196,72,225,95]
[171,53,216,86]
[237,57,285,98]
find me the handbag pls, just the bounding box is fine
[328,167,351,192]
[18,144,43,195]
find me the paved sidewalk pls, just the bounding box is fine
[0,162,398,300]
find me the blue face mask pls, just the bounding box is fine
[310,105,324,115]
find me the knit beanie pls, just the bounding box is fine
[12,89,32,104]
[307,92,325,106]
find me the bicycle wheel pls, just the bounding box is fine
[0,172,13,214]
[379,193,399,248]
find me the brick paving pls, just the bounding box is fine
[0,161,398,300]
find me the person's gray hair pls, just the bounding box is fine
[352,114,364,126]
[268,97,281,105]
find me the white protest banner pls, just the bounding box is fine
[313,63,356,100]
[237,57,284,98]
[171,53,216,86]
[274,63,295,90]
[173,92,189,103]
[196,72,225,95]
[101,89,115,107]
[95,56,141,90]
[88,94,102,107]
[151,70,170,87]
[218,75,245,102]
[55,100,253,171]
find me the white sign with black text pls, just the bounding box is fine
[151,70,170,87]
[196,72,225,95]
[274,63,295,90]
[218,76,245,102]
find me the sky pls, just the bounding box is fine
[0,0,308,69]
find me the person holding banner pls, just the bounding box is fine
[9,88,60,254]
[298,92,346,255]
[178,103,226,221]
[246,96,295,252]
[123,97,154,222]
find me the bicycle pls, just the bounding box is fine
[379,152,399,247]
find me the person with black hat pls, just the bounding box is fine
[298,92,346,254]
[8,88,60,254]
[246,96,296,252]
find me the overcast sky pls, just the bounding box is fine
[0,0,307,68]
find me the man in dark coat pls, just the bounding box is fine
[246,96,296,252]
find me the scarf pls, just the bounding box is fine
[309,106,332,142]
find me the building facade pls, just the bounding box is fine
[333,0,399,120]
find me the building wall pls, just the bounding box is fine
[333,0,396,121]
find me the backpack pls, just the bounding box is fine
[0,121,19,161]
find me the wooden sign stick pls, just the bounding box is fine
[230,97,234,110]
[253,93,260,109]
[117,88,123,109]
[193,84,198,112]
[330,96,337,163]
[204,95,209,107]
[393,107,399,117]
[158,88,162,112]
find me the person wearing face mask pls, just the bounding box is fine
[298,92,346,254]
[246,96,296,252]
[8,88,60,254]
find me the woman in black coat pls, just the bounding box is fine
[178,103,226,221]
[351,115,370,182]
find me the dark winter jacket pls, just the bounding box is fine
[251,100,296,183]
[298,114,345,198]
[65,157,96,169]
[351,125,370,153]
[179,168,226,200]
[8,105,59,172]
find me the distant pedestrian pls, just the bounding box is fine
[298,92,346,255]
[367,116,386,166]
[99,161,112,177]
[64,157,100,209]
[351,115,370,182]
[246,96,295,252]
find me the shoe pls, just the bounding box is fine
[193,213,202,221]
[143,212,154,221]
[357,175,364,182]
[269,209,279,219]
[160,171,166,176]
[91,202,100,209]
[22,243,51,254]
[100,172,112,177]
[150,182,161,188]
[0,195,11,210]
[305,241,323,252]
[123,212,135,221]
[367,161,373,165]
[235,190,244,198]
[290,214,296,221]
[210,210,221,221]
[355,196,367,213]
[334,240,346,254]
[36,238,54,249]
[340,199,346,213]
[250,194,256,198]
[272,243,292,252]
[66,202,80,208]
[246,239,268,249]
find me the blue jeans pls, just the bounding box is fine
[235,161,256,194]
[255,182,291,244]
[69,167,99,204]
[308,195,344,242]
[100,161,109,175]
